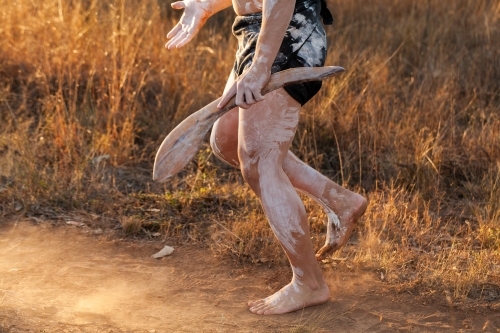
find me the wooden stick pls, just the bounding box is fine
[153,66,345,182]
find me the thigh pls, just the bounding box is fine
[211,107,239,166]
[238,88,301,167]
[210,71,240,166]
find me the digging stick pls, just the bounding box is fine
[153,66,345,182]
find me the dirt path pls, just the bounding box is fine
[0,222,498,332]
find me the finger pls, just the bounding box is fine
[166,23,182,39]
[244,90,255,105]
[253,89,265,102]
[171,1,186,9]
[185,18,200,35]
[166,30,188,49]
[217,83,237,109]
[236,90,250,109]
[175,32,195,48]
[167,28,186,47]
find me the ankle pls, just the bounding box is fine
[293,271,327,291]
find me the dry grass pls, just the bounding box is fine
[0,0,499,305]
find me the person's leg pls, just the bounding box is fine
[283,155,368,259]
[210,71,241,166]
[236,88,329,315]
[211,101,367,261]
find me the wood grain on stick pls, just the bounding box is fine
[153,66,345,182]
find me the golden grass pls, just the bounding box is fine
[0,0,499,304]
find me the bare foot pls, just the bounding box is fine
[248,280,330,315]
[315,193,368,260]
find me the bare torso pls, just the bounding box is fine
[232,0,263,16]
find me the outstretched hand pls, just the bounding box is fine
[166,0,211,49]
[217,63,270,109]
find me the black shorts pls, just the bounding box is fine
[232,0,328,106]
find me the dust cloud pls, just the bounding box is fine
[1,222,497,332]
[0,222,251,332]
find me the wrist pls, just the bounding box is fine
[253,42,277,73]
[252,55,273,74]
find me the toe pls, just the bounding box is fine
[249,306,264,314]
[250,302,269,313]
[316,243,340,260]
[248,299,265,307]
[316,245,331,260]
[256,305,272,315]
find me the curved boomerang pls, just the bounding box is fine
[153,66,345,182]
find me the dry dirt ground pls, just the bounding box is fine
[1,222,499,333]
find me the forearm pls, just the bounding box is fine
[254,0,295,71]
[217,0,295,108]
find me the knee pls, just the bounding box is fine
[239,156,260,190]
[210,119,239,168]
[239,149,278,193]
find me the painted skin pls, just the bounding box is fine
[166,0,368,315]
[210,88,368,262]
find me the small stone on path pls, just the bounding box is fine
[152,245,174,258]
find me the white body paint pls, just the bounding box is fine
[166,0,368,316]
[239,93,306,256]
[262,0,278,20]
[211,77,366,316]
[166,0,232,49]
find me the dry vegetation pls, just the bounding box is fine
[0,0,499,306]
